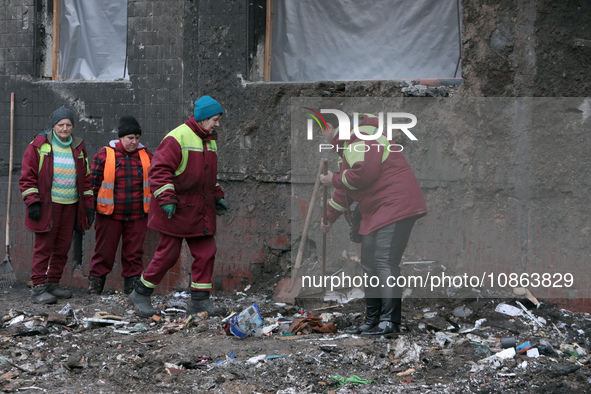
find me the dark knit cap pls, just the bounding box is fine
[51,106,75,127]
[118,116,142,137]
[193,96,223,122]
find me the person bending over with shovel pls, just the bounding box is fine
[319,112,427,336]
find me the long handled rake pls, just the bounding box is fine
[0,92,17,288]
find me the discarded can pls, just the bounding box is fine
[500,336,516,348]
[230,304,263,338]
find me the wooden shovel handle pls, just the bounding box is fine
[6,92,14,252]
[291,158,325,283]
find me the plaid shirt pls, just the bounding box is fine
[91,140,153,221]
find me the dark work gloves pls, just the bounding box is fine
[216,199,228,216]
[28,202,41,221]
[86,208,95,227]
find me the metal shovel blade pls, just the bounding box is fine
[272,277,302,304]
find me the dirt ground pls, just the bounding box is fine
[2,270,591,394]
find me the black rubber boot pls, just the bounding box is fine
[361,321,400,336]
[88,276,106,295]
[188,291,227,317]
[123,275,140,295]
[344,298,381,334]
[46,282,73,299]
[31,284,58,304]
[129,282,156,317]
[361,298,401,337]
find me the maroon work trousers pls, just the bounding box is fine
[31,202,78,286]
[142,233,216,291]
[89,214,148,278]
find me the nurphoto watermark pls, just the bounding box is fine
[304,108,418,152]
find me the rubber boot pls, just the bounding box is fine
[123,275,140,295]
[129,282,156,317]
[31,284,58,304]
[88,276,106,295]
[361,321,400,336]
[361,298,401,336]
[188,291,227,317]
[344,298,381,334]
[46,282,72,299]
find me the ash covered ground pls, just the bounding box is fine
[2,265,591,394]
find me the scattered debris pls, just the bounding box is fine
[397,368,416,377]
[495,303,523,317]
[288,317,337,334]
[1,278,591,392]
[229,304,264,338]
[402,84,451,97]
[453,305,473,318]
[516,300,546,328]
[500,336,516,348]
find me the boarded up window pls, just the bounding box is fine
[42,0,129,80]
[269,0,462,81]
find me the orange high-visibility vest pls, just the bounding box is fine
[96,147,151,214]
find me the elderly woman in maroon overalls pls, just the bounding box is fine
[19,106,94,304]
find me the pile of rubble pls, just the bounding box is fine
[1,280,591,393]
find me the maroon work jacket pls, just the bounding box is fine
[19,130,94,233]
[147,121,224,237]
[326,115,428,235]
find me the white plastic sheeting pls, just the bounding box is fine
[59,0,128,80]
[271,0,462,81]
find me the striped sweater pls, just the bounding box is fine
[51,131,79,204]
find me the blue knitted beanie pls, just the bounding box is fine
[51,106,75,127]
[194,96,223,121]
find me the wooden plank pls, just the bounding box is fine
[52,0,60,80]
[263,0,273,82]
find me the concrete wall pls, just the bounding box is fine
[451,0,591,310]
[1,1,590,306]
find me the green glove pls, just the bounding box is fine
[216,199,228,216]
[162,203,176,219]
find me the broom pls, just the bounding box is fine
[0,92,16,288]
